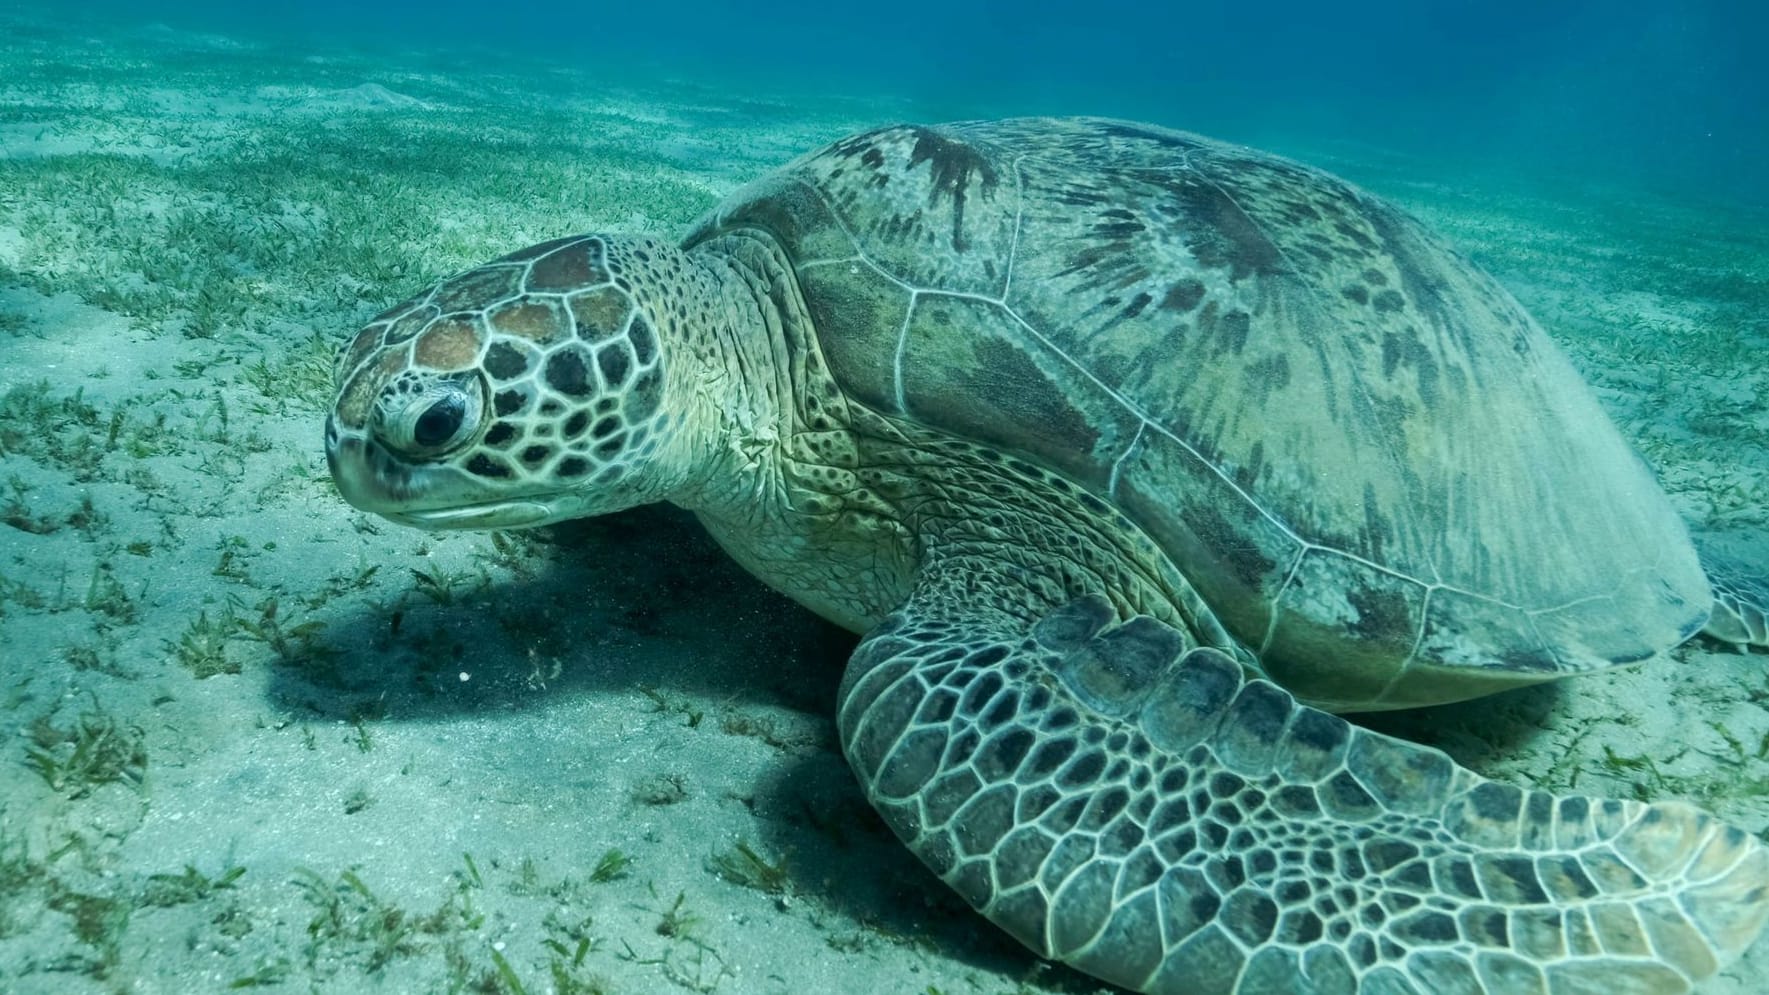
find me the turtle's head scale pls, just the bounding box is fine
[326,234,703,530]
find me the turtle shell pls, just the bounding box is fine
[683,117,1709,711]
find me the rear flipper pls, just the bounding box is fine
[838,594,1769,994]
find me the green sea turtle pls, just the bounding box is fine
[325,118,1769,994]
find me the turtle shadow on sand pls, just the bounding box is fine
[263,503,855,716]
[261,503,1114,986]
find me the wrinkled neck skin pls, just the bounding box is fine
[663,229,920,632]
[666,232,796,519]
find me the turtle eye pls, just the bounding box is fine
[415,396,465,448]
[386,380,483,456]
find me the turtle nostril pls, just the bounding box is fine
[414,395,465,448]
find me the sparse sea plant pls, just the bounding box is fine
[24,704,147,798]
[707,840,788,896]
[169,608,239,677]
[587,848,632,884]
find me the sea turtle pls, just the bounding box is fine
[325,118,1769,994]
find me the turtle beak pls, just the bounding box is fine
[323,414,347,488]
[325,416,423,516]
[325,415,560,530]
[325,419,396,515]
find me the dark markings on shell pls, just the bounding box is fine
[1346,583,1412,643]
[1380,329,1439,406]
[1161,279,1206,312]
[906,127,1000,252]
[1196,303,1251,355]
[660,118,1711,694]
[1116,291,1153,323]
[1498,647,1560,673]
[1090,208,1145,240]
[1232,440,1264,491]
[1361,204,1456,328]
[1164,173,1288,281]
[1183,500,1276,588]
[1244,354,1292,403]
[1360,483,1392,562]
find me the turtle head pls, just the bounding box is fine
[326,235,700,530]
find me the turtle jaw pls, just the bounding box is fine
[327,419,571,530]
[384,501,557,530]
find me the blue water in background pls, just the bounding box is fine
[59,1,1769,202]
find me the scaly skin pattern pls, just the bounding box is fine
[326,118,1769,994]
[840,591,1768,994]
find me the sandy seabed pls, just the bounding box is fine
[1,9,1767,995]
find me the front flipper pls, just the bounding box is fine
[1701,548,1768,652]
[838,594,1769,994]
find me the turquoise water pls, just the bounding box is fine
[66,0,1769,200]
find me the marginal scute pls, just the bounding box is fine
[1113,427,1297,647]
[793,261,908,413]
[1265,549,1429,707]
